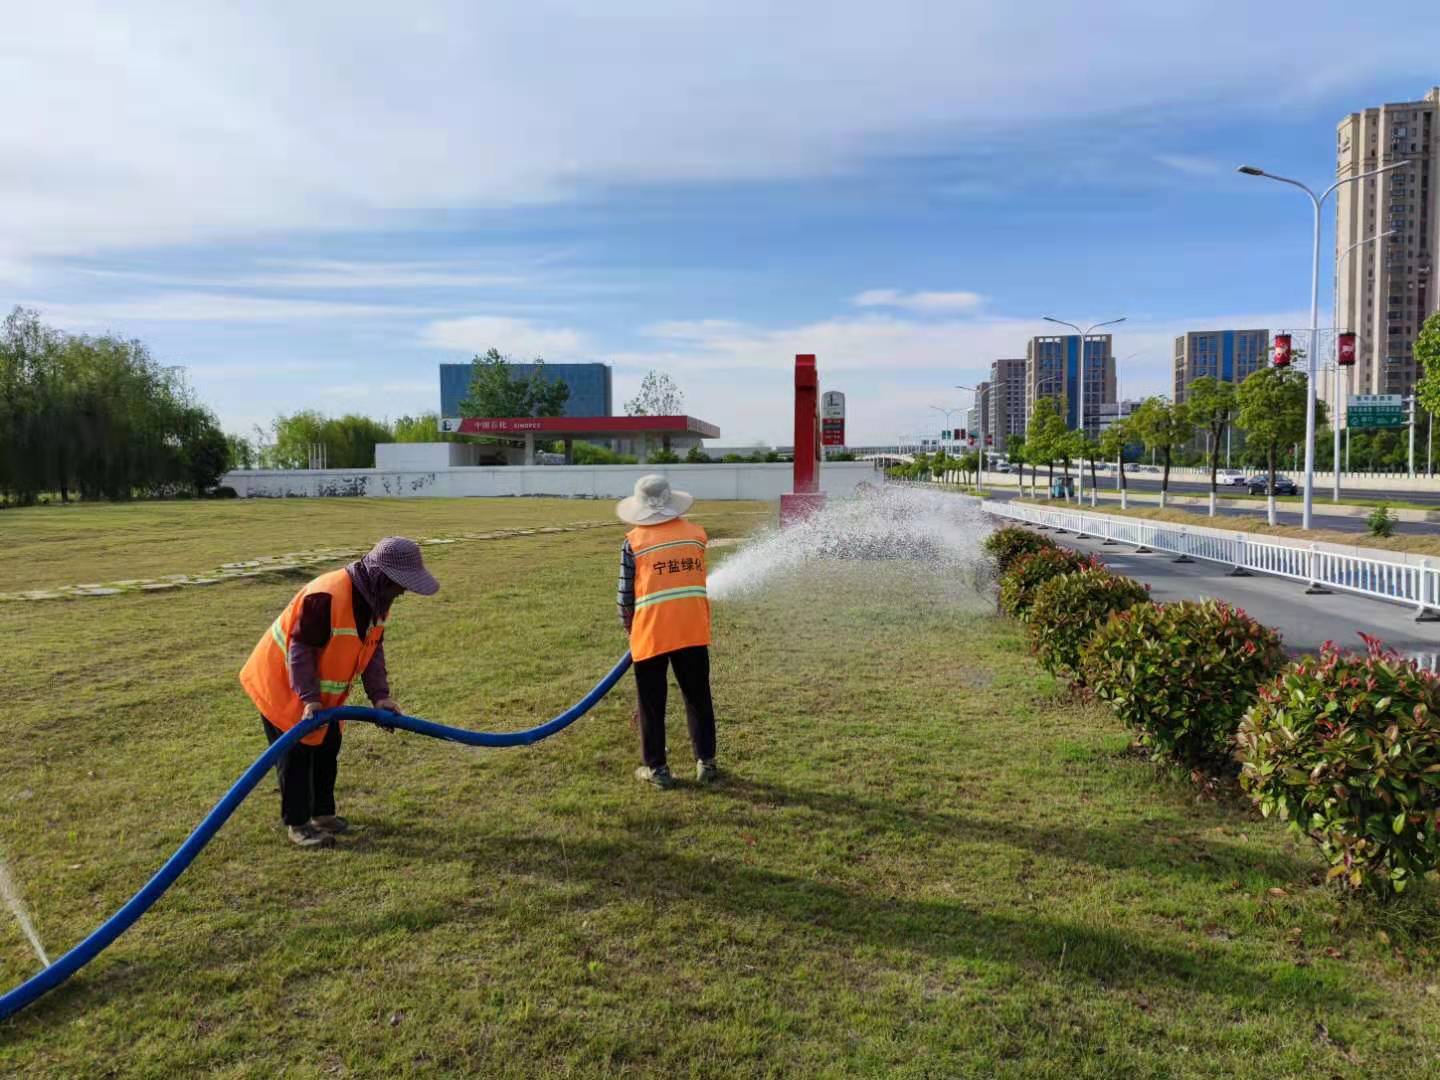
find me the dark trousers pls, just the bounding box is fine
[633,645,717,769]
[261,716,342,827]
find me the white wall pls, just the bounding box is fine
[221,462,881,501]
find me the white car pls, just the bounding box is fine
[1216,469,1247,485]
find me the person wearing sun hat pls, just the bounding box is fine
[616,474,718,789]
[239,537,440,847]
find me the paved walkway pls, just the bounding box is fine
[1043,528,1440,664]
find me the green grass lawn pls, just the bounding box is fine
[2,497,768,591]
[5,498,1440,1076]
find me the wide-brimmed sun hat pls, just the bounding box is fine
[363,536,440,596]
[616,474,694,526]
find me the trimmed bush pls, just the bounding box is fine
[1368,503,1397,538]
[1027,569,1151,682]
[997,547,1094,622]
[1081,600,1285,769]
[1237,636,1440,894]
[983,526,1056,574]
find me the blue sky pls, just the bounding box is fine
[5,2,1439,445]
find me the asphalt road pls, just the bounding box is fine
[1087,474,1440,506]
[1041,529,1440,664]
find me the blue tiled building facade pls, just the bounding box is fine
[1172,330,1269,404]
[440,362,614,418]
[1024,334,1116,437]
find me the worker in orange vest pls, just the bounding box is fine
[616,474,717,789]
[240,537,440,847]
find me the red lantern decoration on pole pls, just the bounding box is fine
[1337,332,1357,367]
[985,433,994,447]
[1273,334,1292,368]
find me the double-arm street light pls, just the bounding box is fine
[1236,160,1410,529]
[928,404,963,442]
[1041,315,1126,501]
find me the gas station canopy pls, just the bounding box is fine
[438,415,721,464]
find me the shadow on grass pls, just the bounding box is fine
[437,830,1350,1011]
[2,814,1349,1034]
[714,774,1312,887]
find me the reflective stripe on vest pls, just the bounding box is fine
[238,569,383,746]
[634,585,709,609]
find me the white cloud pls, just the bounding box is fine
[600,307,1310,444]
[3,3,1432,273]
[421,315,587,358]
[74,260,527,291]
[24,293,422,327]
[852,289,985,313]
[1155,153,1223,176]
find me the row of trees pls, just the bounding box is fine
[1,308,232,504]
[905,366,1329,526]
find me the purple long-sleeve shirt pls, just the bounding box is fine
[287,563,391,705]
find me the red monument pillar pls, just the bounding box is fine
[780,353,827,525]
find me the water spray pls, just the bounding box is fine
[0,855,49,970]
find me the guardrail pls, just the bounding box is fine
[982,499,1440,622]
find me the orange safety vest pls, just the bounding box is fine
[238,569,385,746]
[627,518,711,663]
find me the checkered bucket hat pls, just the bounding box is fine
[363,536,440,596]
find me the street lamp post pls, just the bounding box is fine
[954,384,985,495]
[1331,229,1395,501]
[1042,316,1126,503]
[1236,160,1410,529]
[928,405,962,484]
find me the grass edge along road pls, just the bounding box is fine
[2,497,1440,1076]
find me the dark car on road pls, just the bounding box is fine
[1247,475,1298,496]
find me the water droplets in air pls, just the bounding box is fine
[708,484,993,602]
[0,850,49,969]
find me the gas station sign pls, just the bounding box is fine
[821,391,846,447]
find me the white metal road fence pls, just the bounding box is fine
[983,499,1440,622]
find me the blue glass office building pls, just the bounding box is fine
[1172,330,1268,404]
[440,362,614,418]
[1025,334,1115,434]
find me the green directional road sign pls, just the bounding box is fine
[1348,393,1405,430]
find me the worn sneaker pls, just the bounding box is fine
[310,815,350,835]
[287,824,335,848]
[635,765,675,789]
[696,759,719,784]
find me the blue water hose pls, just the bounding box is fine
[0,651,633,1023]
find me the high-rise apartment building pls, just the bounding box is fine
[975,381,992,445]
[1335,87,1440,402]
[986,357,1026,452]
[1025,335,1115,438]
[1172,329,1269,404]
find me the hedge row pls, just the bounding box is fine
[986,524,1440,895]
